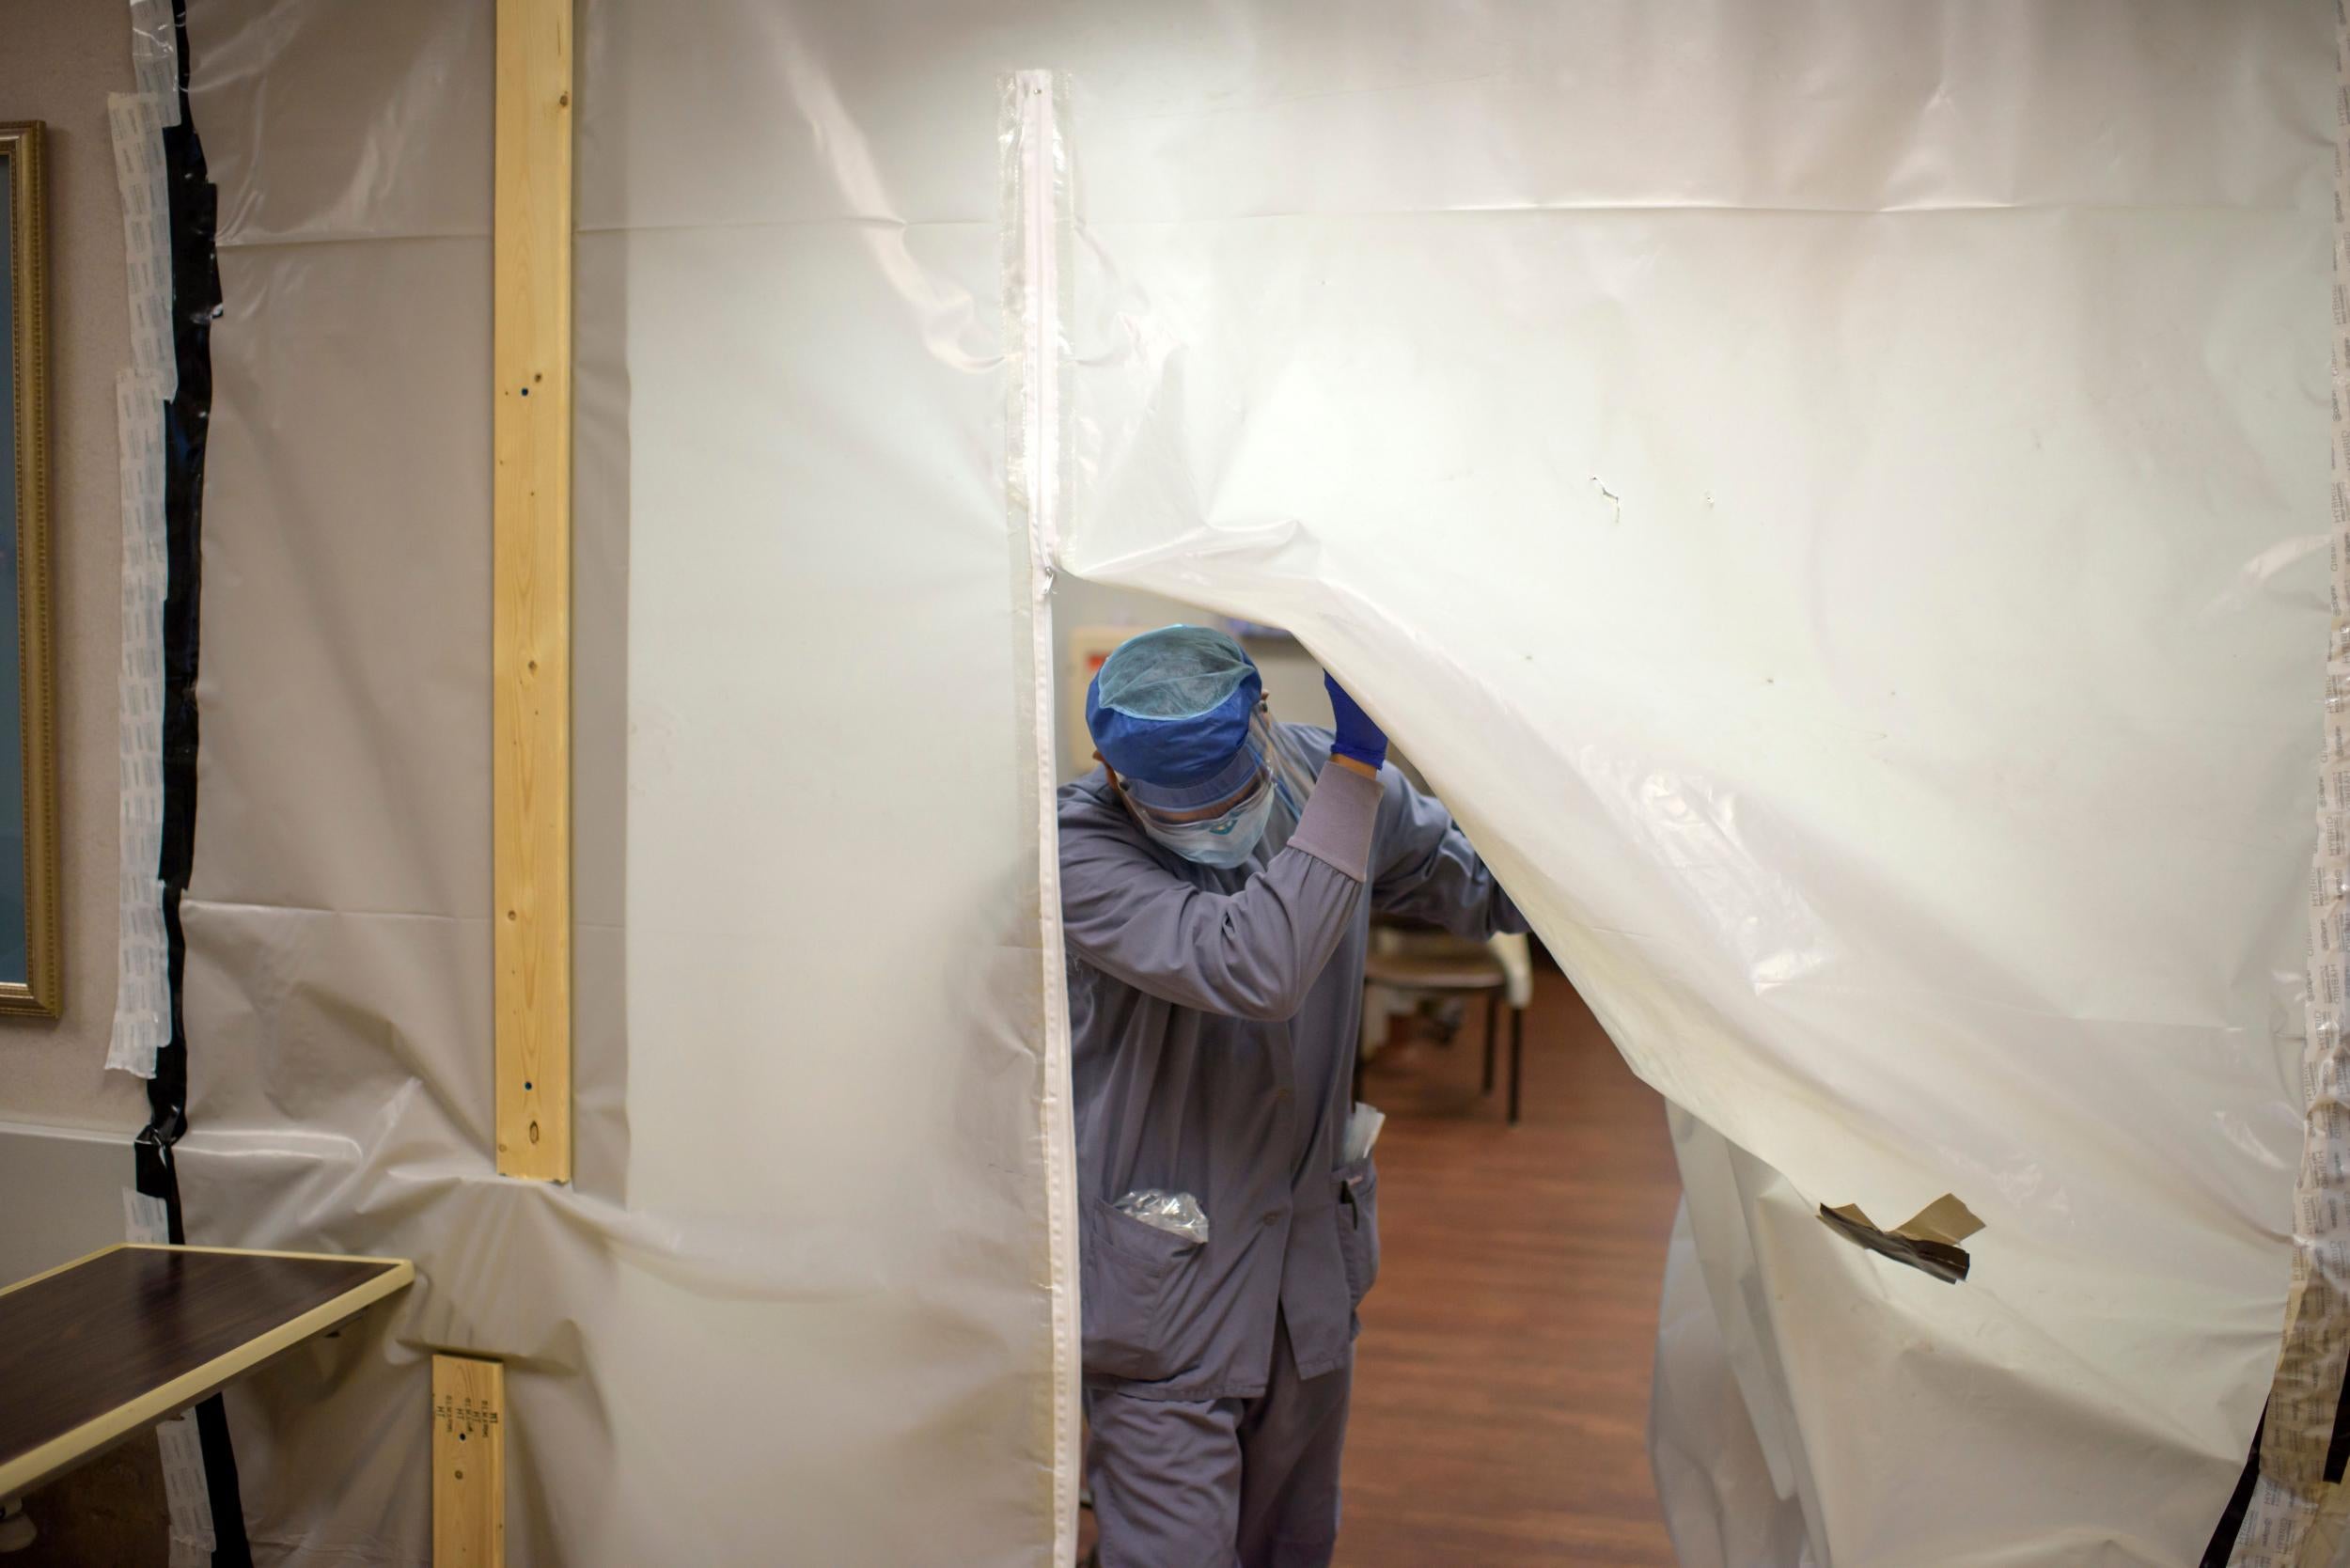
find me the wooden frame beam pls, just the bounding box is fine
[492,0,573,1181]
[431,1355,506,1566]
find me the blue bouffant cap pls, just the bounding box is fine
[1085,625,1263,799]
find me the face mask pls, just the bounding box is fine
[1131,773,1277,868]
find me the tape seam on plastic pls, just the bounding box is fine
[121,1180,219,1558]
[126,0,181,126]
[118,4,252,1564]
[1003,66,1082,1568]
[2219,3,2350,1560]
[104,87,173,1078]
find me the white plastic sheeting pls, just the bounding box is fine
[1649,1184,1812,1568]
[174,1,1073,1562]
[153,1,2329,1565]
[1050,6,2331,1565]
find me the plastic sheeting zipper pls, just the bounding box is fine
[1003,66,1082,1568]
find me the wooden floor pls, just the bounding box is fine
[1339,970,1683,1568]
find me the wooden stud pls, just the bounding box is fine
[492,0,572,1181]
[431,1356,506,1567]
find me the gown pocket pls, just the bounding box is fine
[1081,1194,1203,1381]
[1335,1156,1380,1306]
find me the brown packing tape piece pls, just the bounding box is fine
[1898,1194,1985,1249]
[1817,1195,1979,1285]
[2305,1489,2350,1568]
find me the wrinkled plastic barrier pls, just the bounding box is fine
[174,1,1076,1562]
[162,1,2328,1564]
[1052,6,2331,1565]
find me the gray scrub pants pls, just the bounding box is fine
[1084,1317,1353,1568]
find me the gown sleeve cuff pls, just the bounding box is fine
[1285,763,1383,882]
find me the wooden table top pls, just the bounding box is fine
[0,1244,414,1497]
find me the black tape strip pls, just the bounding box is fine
[130,6,247,1563]
[2200,1404,2264,1568]
[1814,1204,1970,1285]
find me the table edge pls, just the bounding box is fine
[0,1253,415,1497]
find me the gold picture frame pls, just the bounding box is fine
[0,122,60,1017]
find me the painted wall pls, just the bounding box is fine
[0,0,145,1133]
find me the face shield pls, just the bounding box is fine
[1122,768,1278,868]
[1112,707,1325,868]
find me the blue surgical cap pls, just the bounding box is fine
[1086,626,1263,800]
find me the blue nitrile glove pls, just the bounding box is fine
[1324,674,1387,771]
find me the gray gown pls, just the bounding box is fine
[1059,722,1526,1566]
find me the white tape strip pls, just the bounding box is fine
[125,1188,219,1556]
[107,371,171,1079]
[2232,1473,2323,1567]
[108,92,175,391]
[1013,70,1064,571]
[104,75,180,1079]
[155,1412,218,1553]
[125,0,181,124]
[123,1184,169,1243]
[115,11,213,1556]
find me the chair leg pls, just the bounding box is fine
[1507,1007,1526,1125]
[1481,993,1497,1094]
